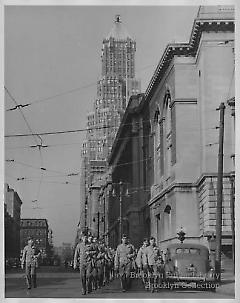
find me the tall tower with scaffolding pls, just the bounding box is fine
[79,15,141,234]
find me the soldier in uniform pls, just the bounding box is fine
[90,236,99,291]
[73,230,90,295]
[21,237,41,290]
[104,244,113,285]
[95,238,105,289]
[84,233,97,293]
[145,236,164,292]
[114,234,135,292]
[136,238,149,288]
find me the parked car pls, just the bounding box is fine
[164,243,216,291]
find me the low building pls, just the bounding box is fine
[4,184,22,258]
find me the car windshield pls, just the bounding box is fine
[176,248,201,254]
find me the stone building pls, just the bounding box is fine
[107,93,151,248]
[79,15,141,234]
[104,6,235,254]
[4,183,22,258]
[146,6,235,255]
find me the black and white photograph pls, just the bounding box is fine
[1,0,238,301]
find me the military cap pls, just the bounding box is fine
[122,234,127,238]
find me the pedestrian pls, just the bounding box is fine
[90,236,99,291]
[96,238,105,289]
[104,244,113,285]
[136,238,149,288]
[145,236,164,292]
[21,237,41,290]
[73,230,90,295]
[85,233,97,293]
[114,234,135,292]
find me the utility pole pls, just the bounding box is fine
[103,194,106,238]
[84,195,88,233]
[119,181,123,243]
[125,42,128,106]
[215,102,225,282]
[230,173,235,272]
[97,211,100,239]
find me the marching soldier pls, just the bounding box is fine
[104,244,113,285]
[136,238,149,288]
[95,238,105,289]
[73,230,90,295]
[90,236,99,291]
[21,237,41,290]
[145,236,164,292]
[114,234,135,292]
[85,233,96,293]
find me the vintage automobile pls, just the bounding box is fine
[164,243,216,291]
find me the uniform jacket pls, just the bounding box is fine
[145,245,163,266]
[21,245,41,267]
[73,242,90,267]
[114,243,135,268]
[136,245,148,267]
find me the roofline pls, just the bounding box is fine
[144,17,234,102]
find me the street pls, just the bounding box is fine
[5,266,234,299]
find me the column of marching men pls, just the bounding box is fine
[74,231,166,295]
[73,231,115,295]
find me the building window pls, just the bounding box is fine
[171,105,176,165]
[159,120,164,177]
[164,205,172,239]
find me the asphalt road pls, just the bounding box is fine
[5,266,234,299]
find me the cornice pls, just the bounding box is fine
[149,172,233,206]
[144,19,234,103]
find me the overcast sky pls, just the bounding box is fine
[4,4,199,246]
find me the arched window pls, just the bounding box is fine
[162,92,176,179]
[152,108,161,183]
[164,204,172,239]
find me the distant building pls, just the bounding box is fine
[4,184,22,258]
[20,219,50,261]
[53,243,73,263]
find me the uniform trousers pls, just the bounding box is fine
[25,263,37,289]
[148,264,165,287]
[96,261,104,288]
[80,263,93,293]
[141,264,149,285]
[119,262,132,290]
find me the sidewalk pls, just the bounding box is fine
[216,269,235,297]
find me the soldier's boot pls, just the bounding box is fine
[120,275,126,292]
[86,278,91,293]
[26,275,31,290]
[31,274,37,288]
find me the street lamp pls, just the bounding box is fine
[112,181,130,243]
[177,227,186,243]
[99,191,106,240]
[93,212,100,239]
[84,187,91,234]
